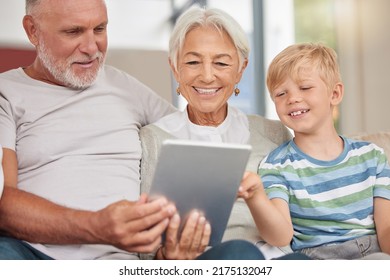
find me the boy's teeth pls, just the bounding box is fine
[290,110,308,116]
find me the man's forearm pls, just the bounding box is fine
[0,187,95,244]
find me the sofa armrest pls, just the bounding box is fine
[349,131,390,160]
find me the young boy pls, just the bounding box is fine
[238,43,390,259]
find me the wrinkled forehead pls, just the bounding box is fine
[33,0,108,30]
[32,0,107,17]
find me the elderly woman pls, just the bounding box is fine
[140,7,294,259]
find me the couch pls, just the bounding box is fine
[0,147,3,199]
[139,114,390,259]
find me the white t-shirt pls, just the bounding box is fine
[154,105,250,144]
[0,65,175,259]
[0,146,3,198]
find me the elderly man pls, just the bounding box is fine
[0,0,265,260]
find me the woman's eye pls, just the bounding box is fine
[186,61,200,65]
[215,62,229,67]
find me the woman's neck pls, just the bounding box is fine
[187,105,228,127]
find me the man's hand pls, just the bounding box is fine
[91,193,176,253]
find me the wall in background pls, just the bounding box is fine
[1,0,389,134]
[0,48,35,73]
[335,0,390,134]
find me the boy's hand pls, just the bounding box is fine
[237,171,263,200]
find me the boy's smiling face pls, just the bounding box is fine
[272,67,343,135]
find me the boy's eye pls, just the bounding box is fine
[301,86,312,90]
[275,91,286,97]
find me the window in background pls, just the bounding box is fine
[263,0,295,120]
[294,0,337,49]
[294,0,339,130]
[263,0,338,121]
[107,0,337,120]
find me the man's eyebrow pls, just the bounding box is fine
[62,21,108,30]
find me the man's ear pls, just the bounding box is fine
[23,15,39,46]
[331,82,344,106]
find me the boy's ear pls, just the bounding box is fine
[330,83,344,106]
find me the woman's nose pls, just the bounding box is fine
[200,63,216,83]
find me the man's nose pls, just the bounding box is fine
[79,31,99,56]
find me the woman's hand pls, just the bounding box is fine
[156,210,211,259]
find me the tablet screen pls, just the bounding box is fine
[149,139,252,245]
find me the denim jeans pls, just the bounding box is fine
[299,235,390,259]
[0,236,311,260]
[0,236,53,260]
[197,239,311,260]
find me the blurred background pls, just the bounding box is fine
[1,0,389,135]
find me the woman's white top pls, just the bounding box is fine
[153,105,250,144]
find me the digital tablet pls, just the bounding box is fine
[149,139,252,246]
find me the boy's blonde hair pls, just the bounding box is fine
[266,43,342,95]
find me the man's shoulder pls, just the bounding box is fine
[0,68,22,81]
[101,64,133,80]
[98,65,150,90]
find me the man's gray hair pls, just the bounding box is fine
[169,6,250,72]
[26,0,41,15]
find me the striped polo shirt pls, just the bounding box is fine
[258,136,390,251]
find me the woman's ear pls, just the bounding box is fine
[23,15,39,46]
[235,58,248,83]
[331,82,344,106]
[168,58,180,82]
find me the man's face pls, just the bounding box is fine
[33,0,108,88]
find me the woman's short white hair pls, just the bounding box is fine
[169,6,250,72]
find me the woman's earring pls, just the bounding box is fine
[234,86,240,96]
[176,86,181,96]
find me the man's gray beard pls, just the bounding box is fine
[37,41,105,89]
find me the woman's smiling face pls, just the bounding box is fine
[171,26,247,124]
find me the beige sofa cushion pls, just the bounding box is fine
[350,131,390,160]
